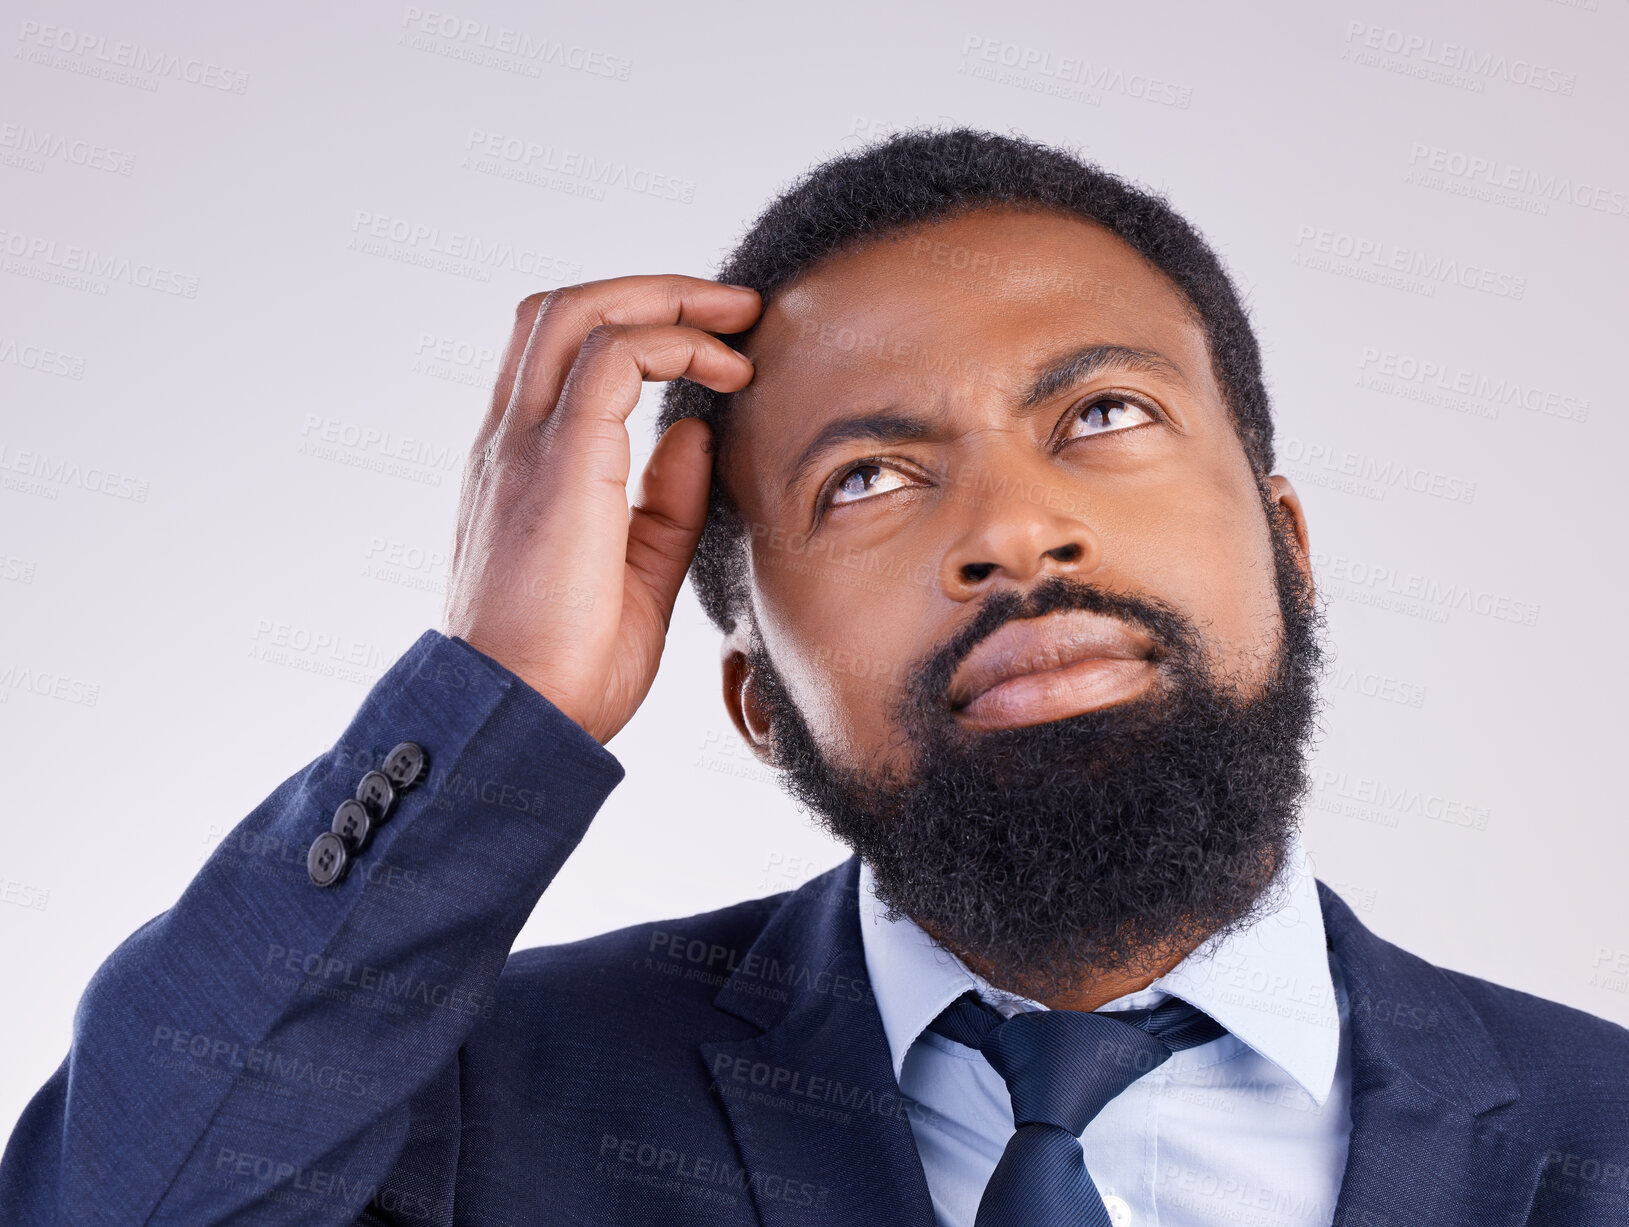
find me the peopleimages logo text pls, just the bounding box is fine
[1341,22,1576,94]
[15,21,250,92]
[1407,144,1627,217]
[1293,226,1525,299]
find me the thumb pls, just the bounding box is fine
[625,416,714,631]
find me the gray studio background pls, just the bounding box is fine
[2,0,1624,1135]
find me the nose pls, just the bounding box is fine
[937,456,1103,601]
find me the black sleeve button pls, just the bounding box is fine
[331,799,375,851]
[382,741,428,790]
[355,770,396,819]
[308,831,350,887]
[309,744,428,887]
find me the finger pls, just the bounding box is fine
[529,322,753,471]
[481,328,749,667]
[499,275,760,438]
[481,293,546,445]
[625,416,714,635]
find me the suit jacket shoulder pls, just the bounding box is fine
[440,887,818,1225]
[502,888,794,1014]
[1445,959,1629,1086]
[1319,880,1629,1226]
[1439,949,1629,1191]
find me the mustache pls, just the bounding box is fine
[905,576,1203,711]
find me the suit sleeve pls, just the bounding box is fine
[0,628,626,1227]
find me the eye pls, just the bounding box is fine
[826,462,915,508]
[1061,395,1157,442]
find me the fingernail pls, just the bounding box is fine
[726,282,757,292]
[732,347,754,364]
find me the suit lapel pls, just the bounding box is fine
[1320,882,1548,1226]
[701,857,936,1227]
[702,866,1554,1226]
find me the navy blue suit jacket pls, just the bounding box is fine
[3,630,1627,1225]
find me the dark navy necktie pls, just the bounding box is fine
[928,991,1226,1227]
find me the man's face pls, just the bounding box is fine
[721,205,1308,775]
[715,205,1321,997]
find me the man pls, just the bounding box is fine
[3,127,1625,1226]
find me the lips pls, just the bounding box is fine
[947,609,1156,711]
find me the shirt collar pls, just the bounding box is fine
[855,832,1341,1107]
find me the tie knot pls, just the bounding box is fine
[928,993,1224,1134]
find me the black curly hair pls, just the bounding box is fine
[655,126,1275,636]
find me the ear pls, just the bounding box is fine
[720,623,779,767]
[1265,474,1314,602]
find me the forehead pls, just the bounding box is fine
[724,205,1217,479]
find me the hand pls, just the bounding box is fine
[441,276,761,744]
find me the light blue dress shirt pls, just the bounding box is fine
[856,834,1354,1227]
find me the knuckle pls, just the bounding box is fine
[533,284,584,322]
[660,277,690,314]
[580,321,626,354]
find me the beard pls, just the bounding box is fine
[745,493,1327,1004]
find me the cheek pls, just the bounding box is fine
[1117,469,1280,672]
[751,533,932,769]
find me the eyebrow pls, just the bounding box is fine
[783,343,1185,496]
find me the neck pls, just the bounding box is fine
[937,931,1198,1013]
[1039,944,1192,1011]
